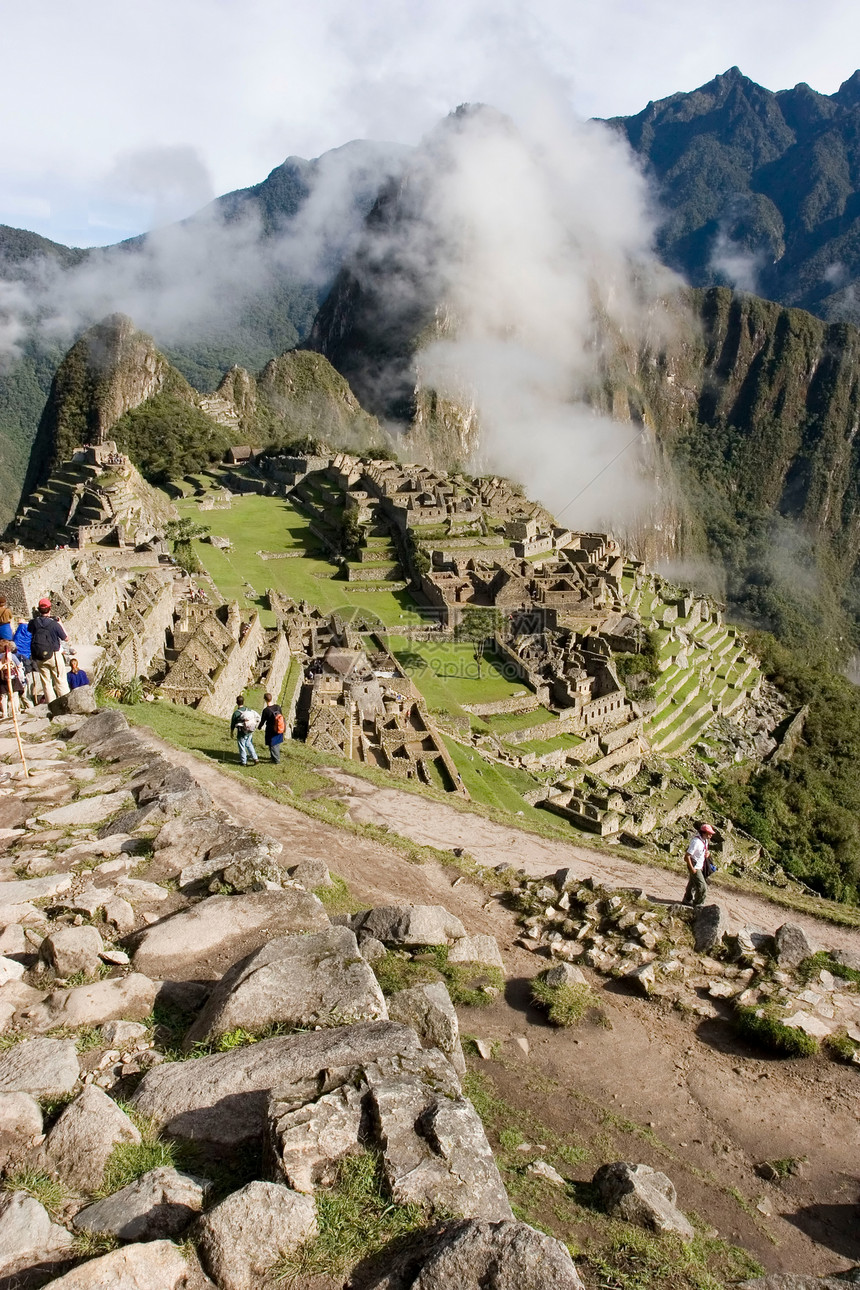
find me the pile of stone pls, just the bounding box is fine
[0,707,582,1288]
[512,872,860,1060]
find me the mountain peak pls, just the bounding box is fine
[834,69,860,106]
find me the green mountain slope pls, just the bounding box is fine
[609,66,860,321]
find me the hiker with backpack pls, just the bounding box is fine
[230,693,259,766]
[682,822,716,906]
[258,692,286,764]
[27,598,69,704]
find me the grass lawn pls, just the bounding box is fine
[387,638,529,712]
[173,491,423,630]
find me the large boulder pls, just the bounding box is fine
[592,1162,694,1240]
[0,1191,73,1281]
[774,923,814,969]
[132,1021,453,1146]
[386,982,465,1075]
[40,1085,140,1192]
[448,934,505,970]
[29,974,158,1032]
[372,1078,512,1220]
[41,925,104,978]
[38,791,135,828]
[72,1167,208,1241]
[132,890,329,981]
[197,1181,317,1290]
[68,709,129,750]
[693,904,727,954]
[178,823,283,889]
[40,1239,190,1288]
[352,905,466,947]
[184,926,387,1048]
[360,1217,584,1289]
[0,1038,79,1098]
[48,686,97,717]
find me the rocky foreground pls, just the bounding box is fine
[0,705,591,1288]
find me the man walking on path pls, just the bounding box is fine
[258,692,285,764]
[682,822,715,906]
[230,694,259,766]
[27,599,69,704]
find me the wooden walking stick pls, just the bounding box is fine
[4,652,28,780]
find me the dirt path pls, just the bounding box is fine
[318,768,860,957]
[141,734,860,1275]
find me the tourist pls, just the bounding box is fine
[258,692,285,763]
[67,657,90,689]
[0,641,24,719]
[0,597,13,642]
[229,693,259,766]
[682,822,715,906]
[27,598,70,704]
[12,620,37,706]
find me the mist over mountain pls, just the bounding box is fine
[609,66,860,321]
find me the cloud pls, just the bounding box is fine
[100,146,215,230]
[709,229,762,293]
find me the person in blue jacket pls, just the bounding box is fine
[12,620,36,707]
[67,657,90,689]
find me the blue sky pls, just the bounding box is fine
[1,0,858,247]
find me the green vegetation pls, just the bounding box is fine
[531,975,605,1028]
[3,1169,69,1217]
[113,388,233,483]
[97,1113,179,1196]
[733,1005,819,1057]
[712,633,860,904]
[166,517,209,575]
[373,947,504,1007]
[824,1030,859,1062]
[273,1150,428,1283]
[797,950,860,987]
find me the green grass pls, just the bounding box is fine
[97,1113,179,1197]
[273,1150,428,1283]
[797,950,860,987]
[173,491,422,629]
[3,1169,68,1217]
[733,1005,819,1057]
[373,947,504,1007]
[531,976,605,1027]
[387,636,528,710]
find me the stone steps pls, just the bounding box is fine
[652,699,715,755]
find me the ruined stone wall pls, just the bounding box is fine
[0,550,75,617]
[462,694,539,717]
[111,579,176,682]
[346,563,402,582]
[263,631,291,703]
[199,614,265,717]
[65,569,129,649]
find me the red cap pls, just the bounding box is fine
[700,823,716,837]
[38,597,51,610]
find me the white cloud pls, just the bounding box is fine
[1,0,859,245]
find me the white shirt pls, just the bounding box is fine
[686,834,706,871]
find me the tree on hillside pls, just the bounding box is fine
[166,518,209,574]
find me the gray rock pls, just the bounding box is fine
[774,923,814,969]
[448,935,505,970]
[361,1217,583,1290]
[0,874,72,904]
[833,948,860,973]
[184,926,387,1048]
[528,1159,566,1186]
[288,859,332,889]
[112,878,171,905]
[41,1085,141,1192]
[132,1021,451,1146]
[41,925,104,978]
[693,904,728,954]
[103,895,135,936]
[372,1078,512,1220]
[387,982,465,1075]
[39,791,136,828]
[353,905,467,947]
[0,1091,42,1168]
[48,686,97,717]
[179,825,282,889]
[625,962,655,996]
[72,1167,208,1240]
[554,867,580,892]
[359,935,387,962]
[69,710,130,750]
[132,890,329,981]
[101,1020,148,1046]
[197,1181,317,1290]
[592,1161,694,1240]
[0,981,46,1032]
[738,1278,860,1290]
[31,974,158,1031]
[221,856,285,892]
[0,1190,73,1278]
[0,1038,79,1097]
[542,963,587,988]
[40,1238,190,1288]
[269,1082,365,1193]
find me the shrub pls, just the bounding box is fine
[531,975,604,1028]
[733,1005,819,1057]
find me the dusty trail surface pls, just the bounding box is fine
[140,734,860,1275]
